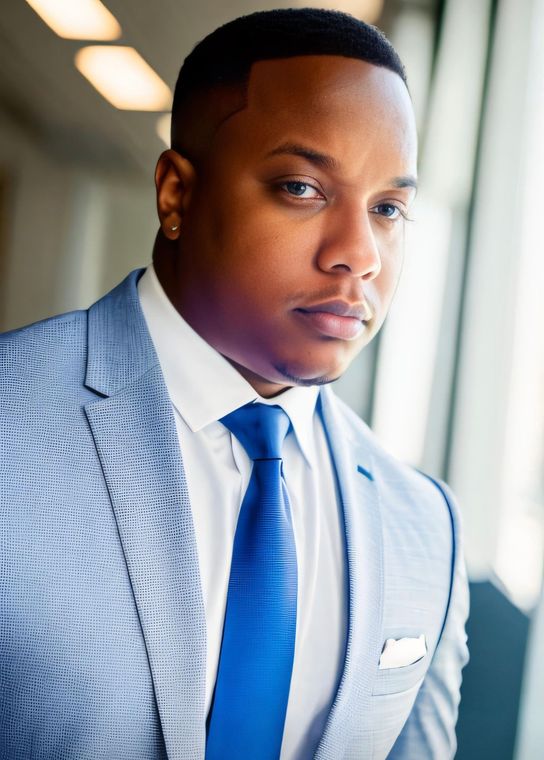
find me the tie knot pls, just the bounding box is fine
[220,402,291,460]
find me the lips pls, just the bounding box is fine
[295,300,372,340]
[300,300,372,321]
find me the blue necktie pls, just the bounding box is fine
[205,402,298,760]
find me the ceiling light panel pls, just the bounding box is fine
[296,0,384,24]
[25,0,121,40]
[75,46,172,111]
[156,113,171,147]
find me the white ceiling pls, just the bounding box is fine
[0,1,414,177]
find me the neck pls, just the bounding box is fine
[223,358,292,399]
[152,237,292,399]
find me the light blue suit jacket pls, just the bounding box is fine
[0,269,469,759]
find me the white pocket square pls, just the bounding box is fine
[379,634,427,669]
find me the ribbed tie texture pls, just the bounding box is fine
[205,402,298,760]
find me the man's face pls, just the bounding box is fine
[166,55,417,396]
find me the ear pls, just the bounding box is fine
[155,149,197,240]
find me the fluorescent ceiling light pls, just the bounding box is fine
[156,113,171,147]
[75,46,172,111]
[296,0,384,23]
[25,0,121,40]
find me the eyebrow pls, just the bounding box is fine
[391,175,418,190]
[264,141,418,191]
[265,142,340,172]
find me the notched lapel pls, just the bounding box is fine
[85,365,206,760]
[314,388,385,760]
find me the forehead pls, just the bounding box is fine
[211,55,417,176]
[248,55,407,118]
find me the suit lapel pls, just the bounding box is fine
[84,270,206,760]
[83,270,385,758]
[314,386,385,760]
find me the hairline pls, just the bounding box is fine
[171,53,409,161]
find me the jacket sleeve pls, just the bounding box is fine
[386,476,470,759]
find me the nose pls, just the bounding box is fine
[316,205,381,279]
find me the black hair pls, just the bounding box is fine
[171,7,407,153]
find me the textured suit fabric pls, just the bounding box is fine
[0,268,469,759]
[137,262,348,759]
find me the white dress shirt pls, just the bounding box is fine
[137,264,347,759]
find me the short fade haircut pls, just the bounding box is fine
[171,7,407,159]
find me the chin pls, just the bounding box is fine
[273,359,347,387]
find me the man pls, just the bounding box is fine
[0,8,469,760]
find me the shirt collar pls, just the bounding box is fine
[137,264,319,468]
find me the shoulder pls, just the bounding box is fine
[0,309,88,409]
[1,308,87,360]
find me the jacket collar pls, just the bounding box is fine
[84,269,207,758]
[84,268,384,758]
[85,268,156,397]
[314,386,384,759]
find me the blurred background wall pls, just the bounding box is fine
[1,1,543,757]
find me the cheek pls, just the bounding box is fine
[362,247,404,324]
[218,213,314,288]
[379,239,405,289]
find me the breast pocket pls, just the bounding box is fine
[371,652,429,696]
[369,665,427,760]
